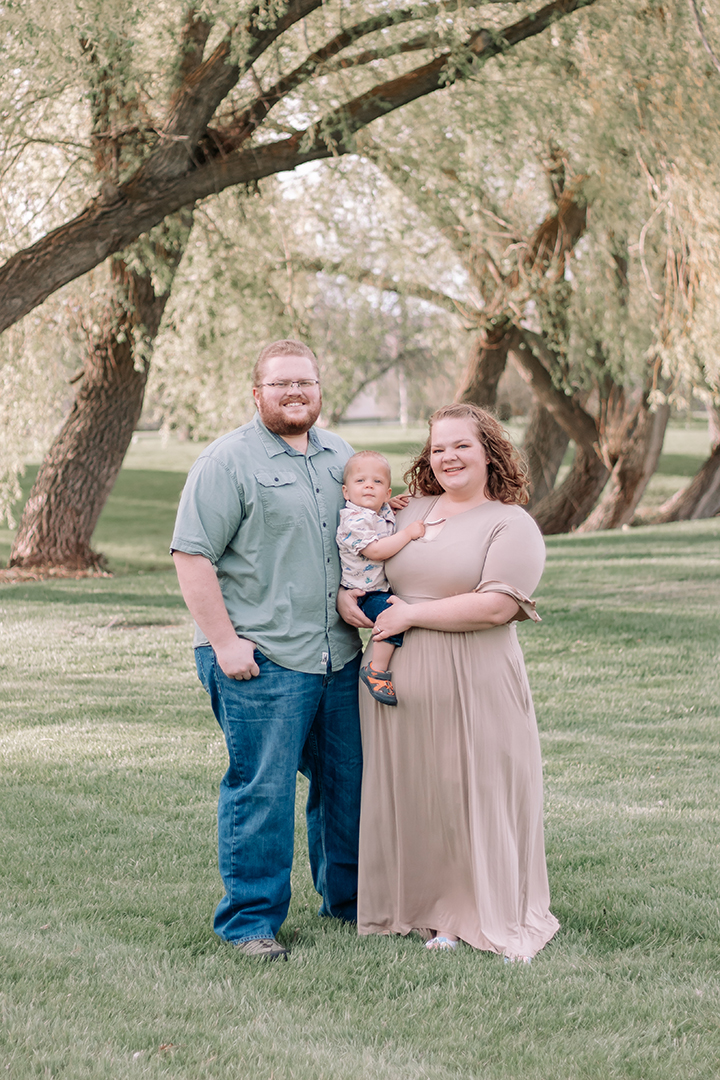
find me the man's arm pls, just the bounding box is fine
[172,552,259,679]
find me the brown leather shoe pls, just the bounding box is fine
[235,937,288,960]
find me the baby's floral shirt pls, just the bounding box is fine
[336,501,396,590]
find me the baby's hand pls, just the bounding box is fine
[407,520,426,540]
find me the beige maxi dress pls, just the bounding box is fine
[357,495,559,958]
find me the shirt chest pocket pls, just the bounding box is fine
[255,471,303,531]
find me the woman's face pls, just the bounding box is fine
[430,417,489,498]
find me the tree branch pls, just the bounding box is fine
[216,7,445,151]
[0,0,600,334]
[299,257,470,315]
[687,0,720,76]
[142,0,324,183]
[322,33,441,73]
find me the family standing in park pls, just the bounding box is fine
[171,339,558,962]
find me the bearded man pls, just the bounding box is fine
[171,339,364,960]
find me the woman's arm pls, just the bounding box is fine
[371,591,520,640]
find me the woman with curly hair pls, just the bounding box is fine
[349,402,559,960]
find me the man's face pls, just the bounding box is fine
[252,354,322,436]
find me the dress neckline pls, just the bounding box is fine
[421,494,495,522]
[416,494,496,542]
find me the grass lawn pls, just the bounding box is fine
[1,427,719,1078]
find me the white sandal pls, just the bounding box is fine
[426,935,459,951]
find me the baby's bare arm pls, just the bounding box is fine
[361,520,425,561]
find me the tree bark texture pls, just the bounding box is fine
[511,331,601,450]
[509,331,613,532]
[455,322,517,409]
[531,444,610,534]
[0,0,599,335]
[643,441,720,523]
[523,400,570,507]
[9,222,189,569]
[578,398,670,531]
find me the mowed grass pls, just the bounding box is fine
[1,428,719,1078]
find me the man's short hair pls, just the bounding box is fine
[343,450,392,485]
[253,340,319,386]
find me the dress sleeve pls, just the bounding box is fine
[473,509,545,623]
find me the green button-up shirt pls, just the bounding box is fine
[171,414,360,674]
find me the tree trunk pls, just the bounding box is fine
[643,441,720,523]
[9,216,190,570]
[531,444,610,534]
[523,399,570,507]
[509,330,618,531]
[708,400,720,451]
[9,332,147,570]
[455,321,517,409]
[578,399,670,531]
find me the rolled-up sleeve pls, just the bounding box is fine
[473,510,545,623]
[171,457,245,563]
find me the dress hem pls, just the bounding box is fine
[358,917,560,958]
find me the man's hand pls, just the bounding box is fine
[215,637,260,680]
[337,587,374,628]
[173,552,260,678]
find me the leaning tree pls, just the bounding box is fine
[1,0,598,570]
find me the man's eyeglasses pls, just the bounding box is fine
[260,380,319,390]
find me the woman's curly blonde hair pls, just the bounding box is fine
[404,403,530,505]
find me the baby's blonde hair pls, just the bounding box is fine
[343,450,392,486]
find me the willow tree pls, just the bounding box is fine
[275,0,720,532]
[1,0,598,570]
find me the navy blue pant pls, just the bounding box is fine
[358,590,405,648]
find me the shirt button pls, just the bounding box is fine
[316,487,320,493]
[322,522,326,527]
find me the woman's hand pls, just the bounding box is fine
[372,595,414,640]
[388,493,410,511]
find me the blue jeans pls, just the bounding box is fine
[195,646,362,944]
[358,590,405,648]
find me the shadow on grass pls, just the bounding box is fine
[3,584,186,607]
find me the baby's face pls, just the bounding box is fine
[343,465,392,512]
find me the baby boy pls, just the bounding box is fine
[336,451,424,706]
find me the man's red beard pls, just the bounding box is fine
[256,394,322,436]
